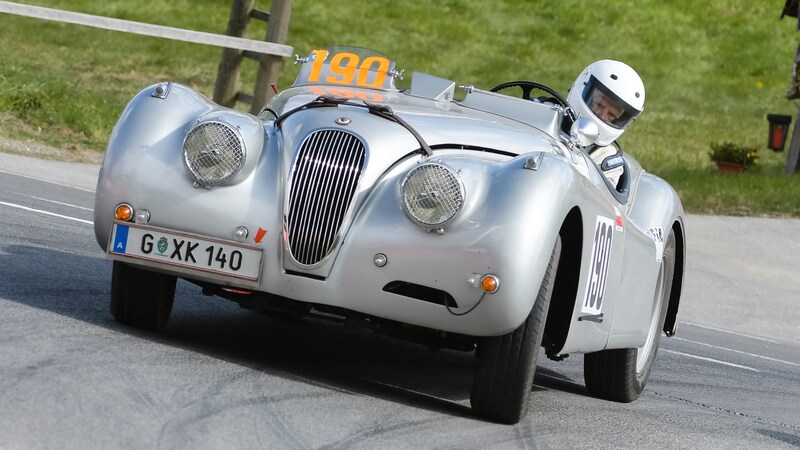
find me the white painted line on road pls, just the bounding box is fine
[682,321,780,344]
[25,195,93,212]
[0,201,93,225]
[674,337,800,368]
[0,169,95,193]
[662,349,761,373]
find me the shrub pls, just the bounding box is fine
[708,142,759,168]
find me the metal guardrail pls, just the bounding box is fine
[0,1,293,57]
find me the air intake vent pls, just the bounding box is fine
[383,281,458,308]
[287,129,366,266]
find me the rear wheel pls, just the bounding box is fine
[584,231,676,402]
[110,261,176,331]
[470,236,561,424]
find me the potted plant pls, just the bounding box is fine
[708,142,758,173]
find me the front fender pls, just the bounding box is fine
[327,152,578,335]
[94,83,218,249]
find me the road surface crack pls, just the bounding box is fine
[651,391,800,432]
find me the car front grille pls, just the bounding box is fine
[287,129,366,266]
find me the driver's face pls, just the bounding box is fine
[590,91,623,124]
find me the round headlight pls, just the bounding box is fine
[183,121,245,186]
[401,163,465,229]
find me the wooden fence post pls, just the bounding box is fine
[249,0,292,114]
[786,106,800,174]
[213,0,256,107]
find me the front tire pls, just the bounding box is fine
[110,261,176,331]
[583,231,676,402]
[470,236,561,424]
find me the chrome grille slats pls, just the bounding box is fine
[319,133,360,257]
[287,129,366,266]
[306,132,347,261]
[288,132,327,258]
[310,133,346,262]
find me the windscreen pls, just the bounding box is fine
[293,46,400,91]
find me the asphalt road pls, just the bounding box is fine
[1,152,799,449]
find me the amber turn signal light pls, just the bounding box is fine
[114,203,134,222]
[480,275,500,294]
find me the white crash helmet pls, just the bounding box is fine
[567,59,645,147]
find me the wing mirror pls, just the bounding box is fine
[570,117,599,147]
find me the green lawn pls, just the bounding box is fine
[1,0,800,216]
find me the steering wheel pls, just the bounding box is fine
[490,80,576,124]
[490,80,571,107]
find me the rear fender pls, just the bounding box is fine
[628,172,686,337]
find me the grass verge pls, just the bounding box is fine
[1,0,800,216]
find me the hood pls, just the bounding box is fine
[266,86,558,158]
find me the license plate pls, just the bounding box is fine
[109,222,262,281]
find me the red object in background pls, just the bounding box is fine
[767,114,792,151]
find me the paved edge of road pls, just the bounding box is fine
[0,151,100,192]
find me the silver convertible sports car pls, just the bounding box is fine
[94,46,685,424]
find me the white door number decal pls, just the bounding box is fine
[582,216,614,314]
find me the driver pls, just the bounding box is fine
[566,59,645,188]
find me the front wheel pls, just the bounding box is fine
[470,236,561,424]
[583,231,676,402]
[110,261,176,331]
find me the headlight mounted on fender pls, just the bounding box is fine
[401,162,465,230]
[183,120,245,186]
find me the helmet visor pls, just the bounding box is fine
[582,76,641,129]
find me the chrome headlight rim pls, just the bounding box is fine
[183,119,247,187]
[401,162,465,230]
